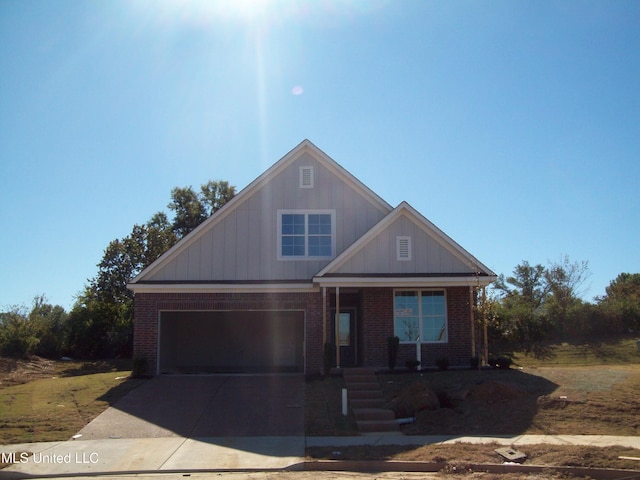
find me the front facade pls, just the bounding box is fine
[128,140,496,375]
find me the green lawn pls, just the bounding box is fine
[0,363,143,445]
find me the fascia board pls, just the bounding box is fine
[127,282,318,294]
[313,276,496,288]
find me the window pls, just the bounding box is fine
[394,290,447,343]
[299,166,314,188]
[396,236,411,261]
[278,210,335,259]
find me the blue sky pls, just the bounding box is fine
[1,0,639,311]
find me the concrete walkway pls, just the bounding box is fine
[2,435,639,478]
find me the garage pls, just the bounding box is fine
[158,311,304,374]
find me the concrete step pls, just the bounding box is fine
[347,389,382,400]
[345,379,378,388]
[352,408,395,421]
[349,398,386,409]
[344,381,380,391]
[356,419,400,433]
[343,367,376,377]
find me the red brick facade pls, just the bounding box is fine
[133,286,474,375]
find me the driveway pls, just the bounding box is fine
[77,374,305,439]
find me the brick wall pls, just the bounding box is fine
[360,286,473,369]
[133,285,474,375]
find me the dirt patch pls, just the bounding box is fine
[380,366,640,436]
[469,380,525,404]
[0,357,56,387]
[307,443,640,471]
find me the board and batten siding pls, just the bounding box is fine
[332,214,474,275]
[147,152,389,282]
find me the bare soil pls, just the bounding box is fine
[0,356,56,387]
[379,365,640,436]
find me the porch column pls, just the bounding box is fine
[469,286,476,358]
[335,286,340,368]
[322,287,327,346]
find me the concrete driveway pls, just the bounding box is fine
[77,374,305,439]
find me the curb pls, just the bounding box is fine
[303,460,640,479]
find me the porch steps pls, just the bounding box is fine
[343,368,399,434]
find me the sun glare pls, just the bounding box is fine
[127,0,389,31]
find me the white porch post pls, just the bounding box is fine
[335,286,340,369]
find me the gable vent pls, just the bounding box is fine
[396,236,412,261]
[300,166,314,188]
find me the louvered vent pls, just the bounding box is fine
[396,236,411,261]
[300,166,314,188]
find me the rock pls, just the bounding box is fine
[388,381,440,417]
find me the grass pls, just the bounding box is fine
[497,335,640,367]
[305,375,358,436]
[0,359,143,445]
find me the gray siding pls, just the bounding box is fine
[148,152,389,281]
[333,214,474,275]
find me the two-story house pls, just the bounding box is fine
[128,140,496,375]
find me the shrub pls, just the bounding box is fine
[323,342,336,375]
[132,357,149,378]
[435,357,450,371]
[405,359,421,371]
[387,336,400,370]
[469,356,480,369]
[488,356,513,369]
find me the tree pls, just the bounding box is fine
[492,261,551,344]
[168,186,207,238]
[0,296,67,358]
[544,255,590,339]
[168,180,236,238]
[68,179,235,358]
[598,273,640,331]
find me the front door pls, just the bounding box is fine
[331,308,357,367]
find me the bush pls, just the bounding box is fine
[387,336,400,370]
[470,356,480,369]
[435,357,450,371]
[132,357,149,378]
[405,359,421,371]
[323,342,336,375]
[488,356,513,369]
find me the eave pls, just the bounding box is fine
[127,281,317,294]
[313,273,496,288]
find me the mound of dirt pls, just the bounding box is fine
[0,356,56,387]
[469,380,525,405]
[387,381,440,418]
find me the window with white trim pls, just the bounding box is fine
[396,236,411,261]
[278,210,335,259]
[299,166,314,188]
[394,290,447,343]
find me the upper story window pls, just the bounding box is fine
[278,210,335,259]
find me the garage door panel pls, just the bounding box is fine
[159,311,304,374]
